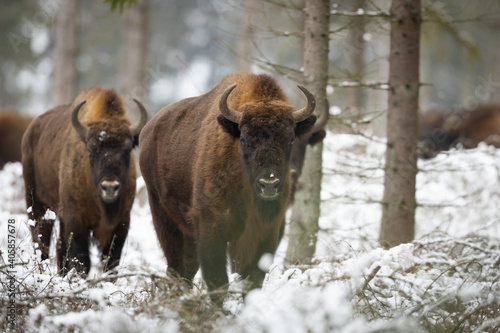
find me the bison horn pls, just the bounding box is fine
[311,98,330,133]
[219,84,242,124]
[71,100,88,138]
[130,99,148,136]
[293,85,316,123]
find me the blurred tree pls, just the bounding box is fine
[379,0,421,248]
[1,1,47,111]
[119,0,150,110]
[237,0,256,71]
[285,0,330,266]
[53,0,80,105]
[345,0,366,119]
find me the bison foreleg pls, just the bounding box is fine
[102,222,129,273]
[25,188,53,261]
[198,224,229,304]
[29,214,54,261]
[58,222,90,277]
[241,234,279,291]
[182,233,199,282]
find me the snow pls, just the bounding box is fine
[330,105,342,115]
[1,132,500,332]
[43,209,56,221]
[30,28,50,55]
[99,131,107,142]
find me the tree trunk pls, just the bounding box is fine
[379,0,421,248]
[285,0,330,267]
[345,0,365,114]
[53,0,80,106]
[237,0,256,71]
[120,0,150,110]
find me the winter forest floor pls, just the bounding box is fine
[1,133,500,332]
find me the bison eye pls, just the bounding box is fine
[240,138,247,147]
[289,138,295,145]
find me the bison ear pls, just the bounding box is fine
[309,130,326,146]
[295,115,316,138]
[217,114,240,137]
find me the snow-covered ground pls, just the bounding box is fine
[1,132,500,332]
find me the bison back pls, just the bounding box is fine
[0,111,32,167]
[139,95,217,231]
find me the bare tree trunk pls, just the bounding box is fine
[120,0,150,109]
[237,0,256,71]
[285,0,330,267]
[379,0,421,248]
[345,0,365,115]
[53,0,80,106]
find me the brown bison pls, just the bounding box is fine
[22,87,147,276]
[418,104,500,158]
[290,99,329,200]
[139,72,317,299]
[0,109,32,169]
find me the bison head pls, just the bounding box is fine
[71,100,147,205]
[418,110,460,159]
[217,84,316,201]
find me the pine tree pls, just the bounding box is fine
[285,0,330,266]
[379,0,421,248]
[53,0,80,105]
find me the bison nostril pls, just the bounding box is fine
[259,178,281,192]
[100,180,121,195]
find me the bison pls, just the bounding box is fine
[22,87,148,276]
[419,104,500,158]
[139,72,317,300]
[0,109,32,169]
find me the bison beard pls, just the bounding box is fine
[139,72,316,304]
[101,198,122,226]
[255,198,282,223]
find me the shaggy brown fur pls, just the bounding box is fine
[0,109,32,168]
[22,87,147,276]
[419,104,500,158]
[139,72,316,301]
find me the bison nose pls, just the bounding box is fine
[258,178,281,199]
[100,180,121,202]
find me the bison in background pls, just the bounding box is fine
[22,87,148,276]
[0,109,32,169]
[139,72,316,302]
[419,104,500,159]
[290,99,329,200]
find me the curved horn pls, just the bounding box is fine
[219,84,242,124]
[71,100,88,138]
[130,99,149,136]
[311,98,330,133]
[293,85,316,123]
